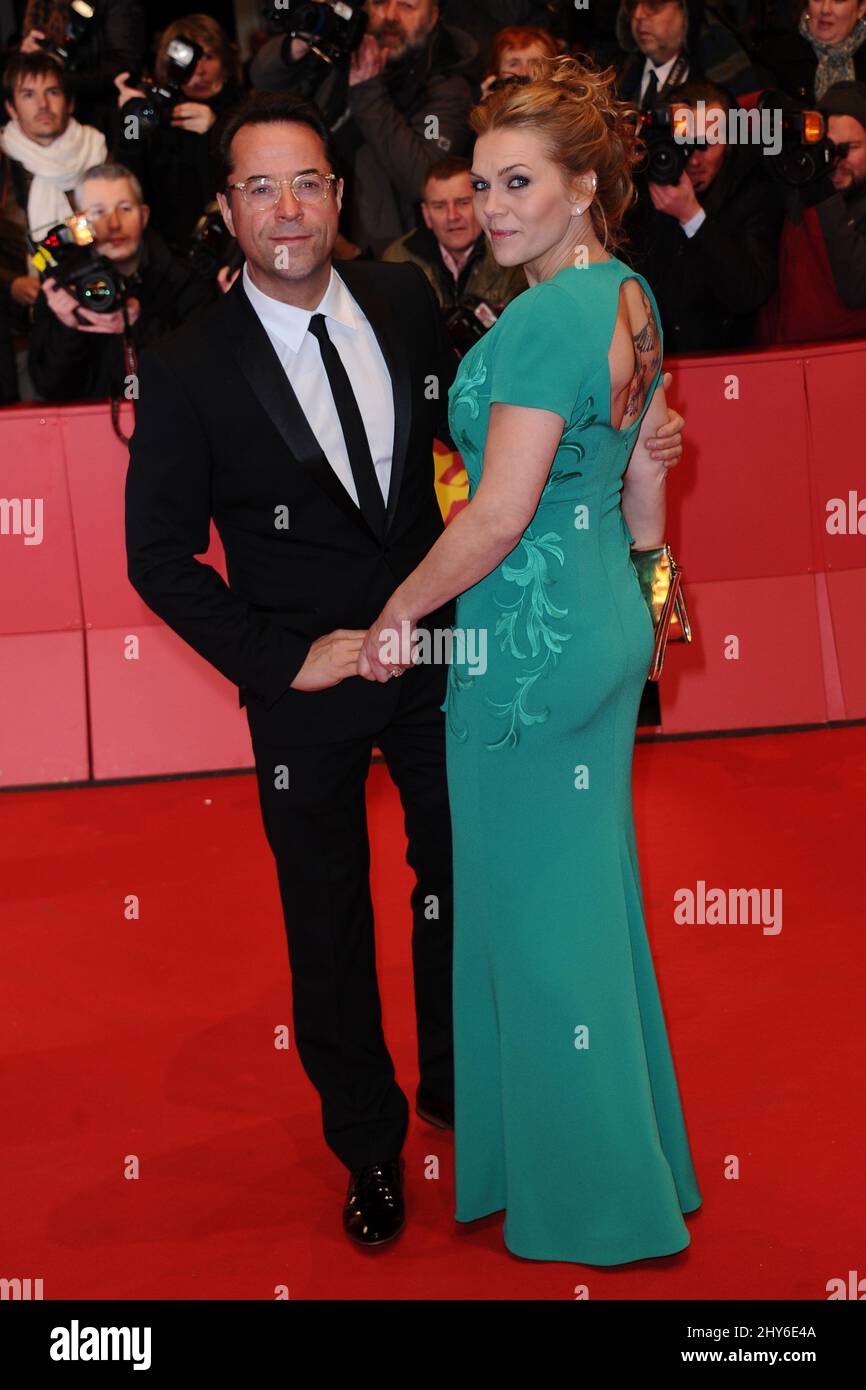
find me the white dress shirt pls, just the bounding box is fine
[242,261,395,508]
[640,52,688,103]
[681,205,707,237]
[640,51,703,234]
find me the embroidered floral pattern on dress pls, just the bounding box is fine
[440,530,573,752]
[548,395,597,486]
[448,354,487,452]
[445,343,580,750]
[440,662,476,743]
[484,529,572,751]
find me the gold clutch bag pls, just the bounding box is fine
[630,543,693,681]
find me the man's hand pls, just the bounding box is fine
[349,33,386,86]
[291,629,367,692]
[42,277,141,333]
[286,0,323,59]
[10,275,41,307]
[643,372,683,469]
[20,29,46,53]
[171,102,217,134]
[217,264,241,294]
[114,71,148,106]
[648,170,701,225]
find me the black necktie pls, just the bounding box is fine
[307,312,387,539]
[642,68,659,111]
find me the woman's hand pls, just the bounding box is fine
[641,372,683,469]
[358,607,417,682]
[171,102,217,134]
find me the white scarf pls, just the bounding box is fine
[0,117,107,240]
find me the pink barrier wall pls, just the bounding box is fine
[659,339,866,733]
[1,339,864,788]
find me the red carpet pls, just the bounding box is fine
[2,725,864,1300]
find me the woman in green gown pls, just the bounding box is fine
[359,56,701,1265]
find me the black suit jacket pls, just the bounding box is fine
[124,257,458,745]
[624,145,783,353]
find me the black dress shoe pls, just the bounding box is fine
[415,1089,454,1129]
[343,1158,405,1246]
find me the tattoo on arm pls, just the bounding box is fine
[622,285,661,425]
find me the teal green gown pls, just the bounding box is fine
[442,257,702,1265]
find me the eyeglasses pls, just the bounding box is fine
[81,202,138,220]
[226,173,339,207]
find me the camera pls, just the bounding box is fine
[187,202,245,280]
[828,140,854,165]
[30,213,129,313]
[36,0,96,72]
[120,35,204,136]
[263,0,368,66]
[638,106,705,186]
[444,295,500,358]
[757,90,834,187]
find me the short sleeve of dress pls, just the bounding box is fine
[486,281,582,422]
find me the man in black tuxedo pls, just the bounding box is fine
[125,93,458,1248]
[125,91,685,1249]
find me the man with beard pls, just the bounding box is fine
[757,79,866,344]
[250,0,478,257]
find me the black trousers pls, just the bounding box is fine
[247,664,454,1172]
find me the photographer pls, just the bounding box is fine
[381,154,525,324]
[28,160,214,401]
[113,14,245,255]
[0,53,106,314]
[627,79,783,350]
[19,0,147,127]
[758,79,866,341]
[615,1,773,105]
[250,0,478,257]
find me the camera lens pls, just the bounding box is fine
[79,274,118,311]
[649,145,676,181]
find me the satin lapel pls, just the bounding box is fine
[220,274,379,541]
[335,259,411,534]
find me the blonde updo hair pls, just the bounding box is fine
[470,54,643,255]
